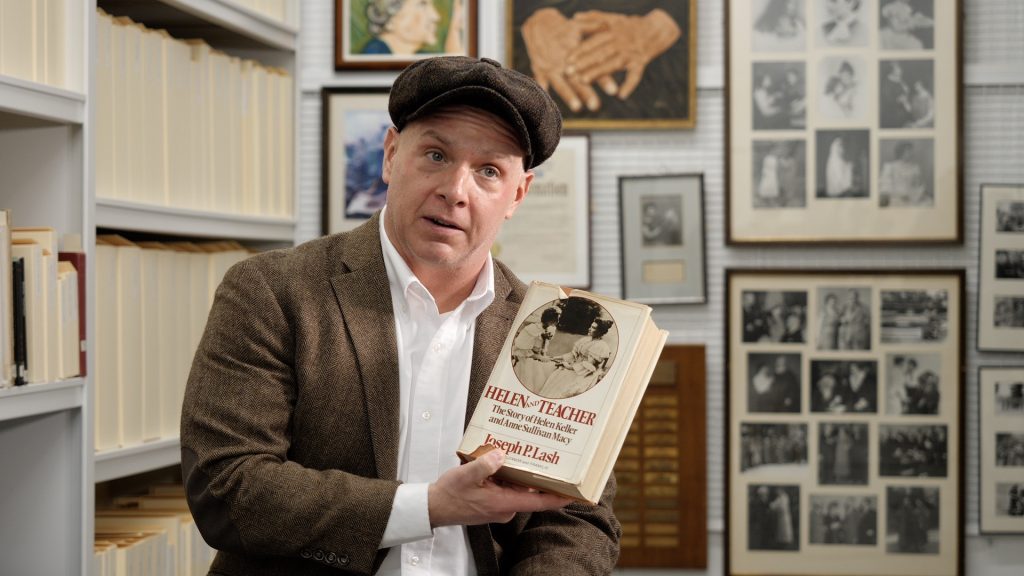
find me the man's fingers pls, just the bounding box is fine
[469,448,505,482]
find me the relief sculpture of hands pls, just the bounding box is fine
[521,8,604,112]
[567,9,682,101]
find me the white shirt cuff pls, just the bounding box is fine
[379,482,433,549]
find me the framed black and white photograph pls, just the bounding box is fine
[980,367,1024,533]
[885,353,942,415]
[816,129,870,199]
[816,0,869,47]
[619,174,706,304]
[809,494,878,545]
[493,134,591,288]
[816,286,872,351]
[727,0,962,244]
[740,423,808,473]
[979,184,1024,350]
[742,290,808,343]
[879,59,934,129]
[881,289,949,343]
[880,0,935,50]
[819,56,867,120]
[752,139,807,208]
[322,87,391,234]
[727,269,965,576]
[747,352,802,413]
[879,139,935,207]
[747,484,801,551]
[810,360,878,413]
[751,0,807,52]
[886,486,941,554]
[818,422,869,485]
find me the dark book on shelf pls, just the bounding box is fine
[12,257,26,386]
[58,251,87,377]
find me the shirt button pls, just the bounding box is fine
[410,555,420,566]
[421,410,431,420]
[432,342,443,352]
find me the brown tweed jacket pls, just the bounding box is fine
[181,215,620,575]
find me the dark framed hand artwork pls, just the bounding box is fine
[508,0,696,129]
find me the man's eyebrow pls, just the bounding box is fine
[420,128,519,163]
[420,129,452,147]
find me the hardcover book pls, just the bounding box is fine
[457,281,668,504]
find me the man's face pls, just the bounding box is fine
[381,106,532,277]
[389,0,440,47]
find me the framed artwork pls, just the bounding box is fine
[322,87,391,235]
[726,0,963,244]
[978,367,1024,534]
[334,0,477,70]
[507,1,696,130]
[978,184,1024,351]
[725,269,965,576]
[493,134,591,288]
[615,344,707,568]
[619,174,706,304]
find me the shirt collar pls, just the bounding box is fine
[379,206,495,317]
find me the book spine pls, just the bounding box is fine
[12,258,26,386]
[58,252,87,376]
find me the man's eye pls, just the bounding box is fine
[428,151,444,162]
[481,166,500,178]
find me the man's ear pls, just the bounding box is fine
[505,170,534,220]
[381,126,401,184]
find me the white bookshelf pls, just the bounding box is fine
[0,0,298,573]
[95,437,182,483]
[0,75,86,125]
[96,198,296,241]
[0,380,86,422]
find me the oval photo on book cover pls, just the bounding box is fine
[511,296,620,400]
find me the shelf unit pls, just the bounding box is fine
[0,1,92,573]
[0,0,298,573]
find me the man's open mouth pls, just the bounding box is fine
[427,216,461,230]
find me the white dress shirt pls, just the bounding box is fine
[375,210,493,575]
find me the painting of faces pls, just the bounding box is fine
[885,353,942,415]
[818,56,866,120]
[743,290,808,344]
[879,139,935,208]
[816,287,871,351]
[879,59,934,129]
[752,62,807,130]
[752,0,807,51]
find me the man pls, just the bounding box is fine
[181,56,620,575]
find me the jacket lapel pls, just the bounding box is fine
[328,215,400,481]
[465,264,522,429]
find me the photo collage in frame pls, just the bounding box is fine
[727,0,962,243]
[978,367,1024,534]
[727,270,964,576]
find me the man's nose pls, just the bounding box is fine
[438,164,470,206]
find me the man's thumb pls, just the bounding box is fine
[469,447,505,481]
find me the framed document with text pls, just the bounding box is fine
[619,174,706,304]
[978,366,1024,534]
[335,0,477,70]
[978,184,1024,351]
[726,0,962,244]
[493,134,591,288]
[726,269,965,576]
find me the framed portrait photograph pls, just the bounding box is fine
[726,0,963,244]
[979,367,1024,534]
[726,269,965,576]
[493,134,591,288]
[322,87,391,235]
[507,0,697,129]
[334,0,477,70]
[619,174,706,304]
[978,184,1024,351]
[615,344,707,568]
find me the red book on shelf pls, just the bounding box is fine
[57,251,86,377]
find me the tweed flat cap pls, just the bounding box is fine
[389,56,562,169]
